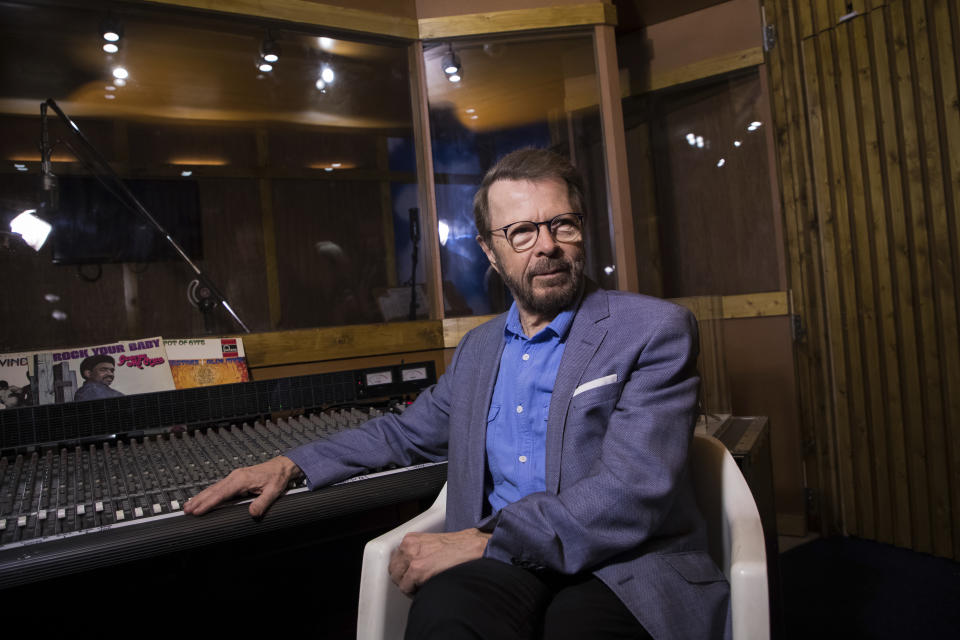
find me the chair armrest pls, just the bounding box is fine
[723,453,770,640]
[357,484,447,640]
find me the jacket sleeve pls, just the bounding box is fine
[482,305,701,574]
[284,334,472,490]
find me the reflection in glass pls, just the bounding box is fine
[622,68,780,298]
[0,0,421,352]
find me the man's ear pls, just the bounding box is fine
[476,235,500,274]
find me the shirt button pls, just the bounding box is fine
[522,353,530,361]
[518,455,528,463]
[516,405,523,414]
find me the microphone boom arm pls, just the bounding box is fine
[42,98,250,333]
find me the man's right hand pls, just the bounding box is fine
[183,455,304,518]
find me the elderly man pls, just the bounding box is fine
[186,148,730,639]
[74,354,124,401]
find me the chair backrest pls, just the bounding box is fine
[689,433,770,640]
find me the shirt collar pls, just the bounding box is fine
[504,301,577,342]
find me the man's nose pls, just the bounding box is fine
[533,224,560,255]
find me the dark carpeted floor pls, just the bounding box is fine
[778,536,960,639]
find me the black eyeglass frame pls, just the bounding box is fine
[489,213,585,253]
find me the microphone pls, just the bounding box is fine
[39,101,58,212]
[408,207,420,242]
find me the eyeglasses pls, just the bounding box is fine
[490,213,585,252]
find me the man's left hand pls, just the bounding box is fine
[388,528,491,595]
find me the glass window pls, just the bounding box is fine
[0,0,422,353]
[622,69,782,298]
[423,32,616,317]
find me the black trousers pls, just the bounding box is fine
[404,558,653,640]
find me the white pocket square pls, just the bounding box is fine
[572,373,618,397]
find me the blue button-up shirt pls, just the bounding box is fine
[486,303,575,512]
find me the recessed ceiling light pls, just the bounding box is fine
[465,108,476,114]
[331,162,341,168]
[180,170,192,177]
[112,67,129,79]
[321,66,334,84]
[103,43,118,53]
[259,62,273,72]
[104,93,115,100]
[324,167,333,172]
[449,74,461,83]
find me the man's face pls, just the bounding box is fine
[86,362,115,386]
[478,177,585,320]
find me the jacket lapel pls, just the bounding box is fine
[544,284,609,493]
[465,314,507,523]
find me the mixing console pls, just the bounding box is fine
[0,405,392,548]
[0,362,447,589]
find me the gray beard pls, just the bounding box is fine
[496,252,585,318]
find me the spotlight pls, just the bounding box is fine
[438,220,450,246]
[441,45,461,82]
[10,209,52,251]
[315,78,326,91]
[180,170,192,177]
[734,140,742,147]
[717,158,726,167]
[261,37,280,63]
[112,67,129,80]
[103,42,119,54]
[259,62,273,73]
[321,65,334,84]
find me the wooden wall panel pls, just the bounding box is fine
[763,0,960,558]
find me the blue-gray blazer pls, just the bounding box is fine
[287,283,731,640]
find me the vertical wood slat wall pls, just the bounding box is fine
[763,0,960,559]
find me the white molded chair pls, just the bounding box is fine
[357,434,769,640]
[690,433,770,640]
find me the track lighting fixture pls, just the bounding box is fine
[100,16,123,43]
[261,36,280,63]
[441,45,461,83]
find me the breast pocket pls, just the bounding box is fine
[571,382,620,411]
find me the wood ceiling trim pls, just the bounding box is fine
[418,3,617,40]
[643,46,764,94]
[138,0,420,39]
[137,1,615,41]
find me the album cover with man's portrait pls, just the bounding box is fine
[1,337,175,406]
